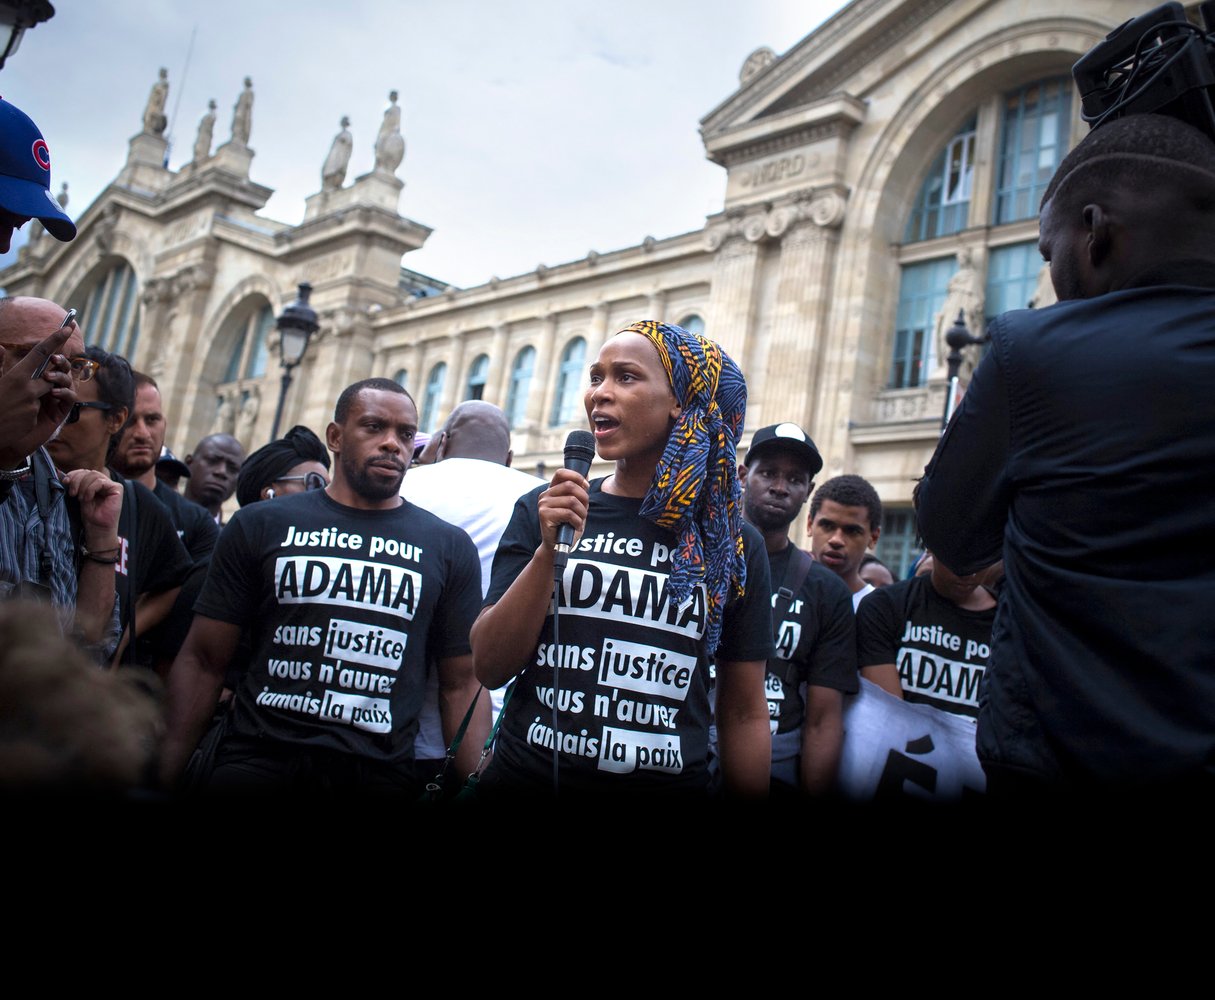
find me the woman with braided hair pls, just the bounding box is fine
[471,321,773,798]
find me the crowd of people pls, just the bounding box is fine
[1,90,1212,802]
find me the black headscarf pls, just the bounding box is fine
[235,425,330,507]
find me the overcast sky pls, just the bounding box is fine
[1,0,847,287]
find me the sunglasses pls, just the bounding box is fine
[274,471,329,491]
[66,401,112,424]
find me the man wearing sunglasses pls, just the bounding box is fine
[0,298,122,658]
[48,345,193,668]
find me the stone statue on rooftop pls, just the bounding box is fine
[374,90,405,175]
[322,116,353,191]
[143,67,169,135]
[231,77,254,146]
[193,99,217,163]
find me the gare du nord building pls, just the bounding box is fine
[0,0,1149,575]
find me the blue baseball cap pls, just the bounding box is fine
[0,96,75,241]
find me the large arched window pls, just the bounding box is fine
[887,75,1073,392]
[505,346,535,429]
[465,353,489,400]
[549,337,586,427]
[392,368,408,389]
[79,260,140,359]
[223,303,274,383]
[421,362,447,433]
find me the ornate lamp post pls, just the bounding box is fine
[0,1,54,71]
[269,282,319,441]
[941,310,989,432]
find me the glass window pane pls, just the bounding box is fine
[421,362,447,434]
[550,337,586,426]
[245,306,273,379]
[890,257,955,388]
[465,353,489,400]
[906,117,977,243]
[995,77,1071,225]
[506,346,535,429]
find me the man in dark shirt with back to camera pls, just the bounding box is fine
[737,422,857,794]
[917,113,1215,794]
[161,378,488,795]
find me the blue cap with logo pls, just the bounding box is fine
[0,96,75,241]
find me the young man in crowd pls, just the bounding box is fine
[736,422,857,794]
[807,474,883,610]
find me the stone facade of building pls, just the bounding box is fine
[0,0,1150,571]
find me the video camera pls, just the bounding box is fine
[1074,2,1215,141]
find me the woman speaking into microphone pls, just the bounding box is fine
[471,321,773,798]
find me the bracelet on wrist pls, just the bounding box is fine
[0,458,32,481]
[80,542,121,564]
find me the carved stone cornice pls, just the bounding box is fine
[169,262,216,296]
[703,185,848,251]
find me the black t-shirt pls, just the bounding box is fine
[195,489,482,762]
[482,479,773,794]
[112,475,193,612]
[855,575,994,720]
[765,545,858,762]
[153,480,218,563]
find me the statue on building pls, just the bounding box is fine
[321,116,353,191]
[143,67,169,135]
[933,247,984,377]
[193,99,217,162]
[236,387,261,445]
[213,389,238,435]
[374,90,405,175]
[231,77,254,146]
[56,182,68,211]
[1029,261,1057,309]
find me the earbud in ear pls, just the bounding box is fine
[265,488,276,499]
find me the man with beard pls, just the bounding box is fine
[111,373,217,562]
[161,379,487,795]
[733,423,857,794]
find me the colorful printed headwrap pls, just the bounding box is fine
[622,320,747,654]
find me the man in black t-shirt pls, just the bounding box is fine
[161,378,487,794]
[856,554,996,720]
[111,372,217,562]
[737,423,857,794]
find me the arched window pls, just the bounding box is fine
[421,362,447,433]
[393,368,408,389]
[223,303,274,383]
[677,314,706,337]
[465,353,489,400]
[887,76,1073,393]
[78,260,140,359]
[505,346,535,429]
[905,116,976,242]
[550,337,586,426]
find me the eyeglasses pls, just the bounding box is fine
[67,355,100,382]
[66,401,112,424]
[274,471,328,491]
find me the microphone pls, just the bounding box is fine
[553,429,596,579]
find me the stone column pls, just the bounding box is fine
[646,289,667,322]
[484,323,509,407]
[437,330,467,423]
[585,302,611,362]
[751,192,846,431]
[158,263,217,448]
[523,312,559,430]
[703,216,765,365]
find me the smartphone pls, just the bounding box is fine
[29,308,77,380]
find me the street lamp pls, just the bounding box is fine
[941,310,989,432]
[269,281,319,441]
[0,1,54,72]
